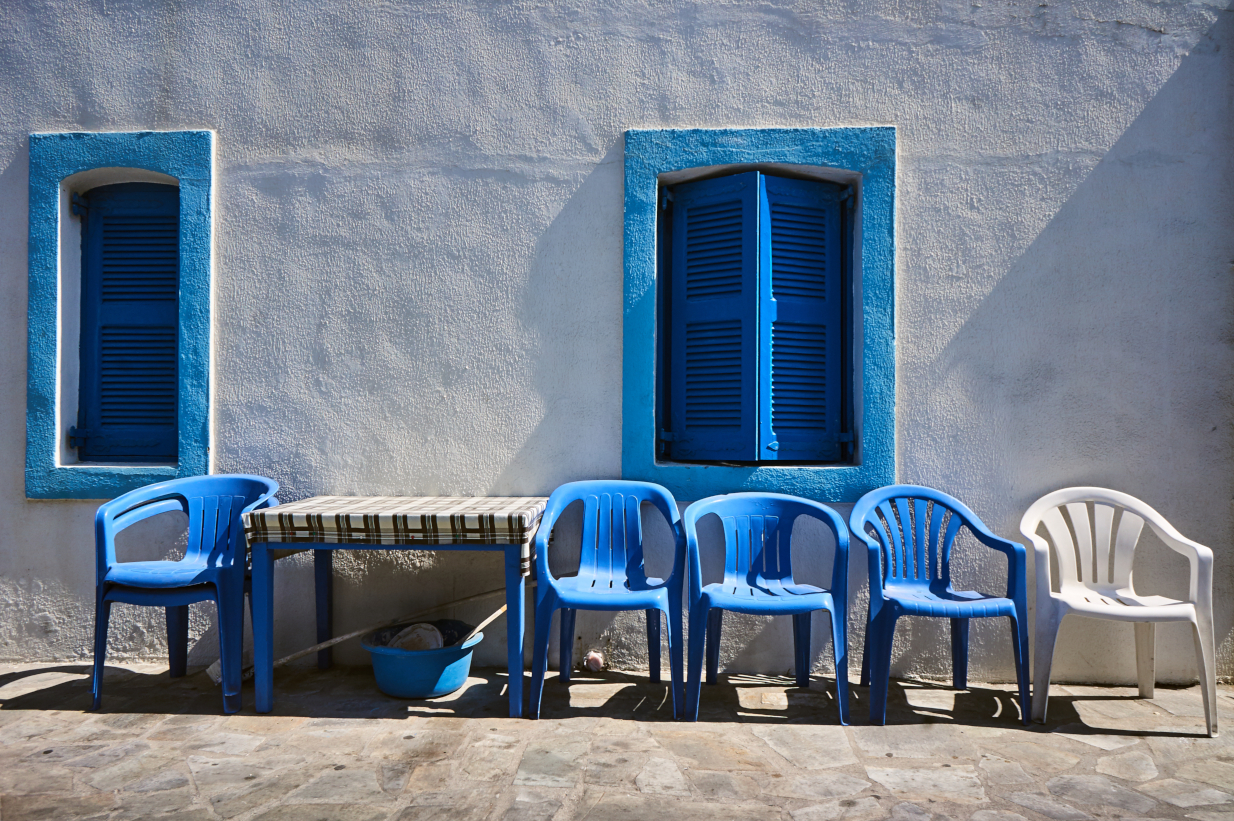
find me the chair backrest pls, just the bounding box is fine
[683,493,847,591]
[541,480,683,588]
[850,485,984,588]
[1019,487,1160,591]
[97,474,279,580]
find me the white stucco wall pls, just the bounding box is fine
[1,0,1231,687]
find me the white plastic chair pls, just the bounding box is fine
[1020,487,1216,736]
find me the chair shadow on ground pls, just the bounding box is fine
[0,664,1215,738]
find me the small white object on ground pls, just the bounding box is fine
[584,650,605,672]
[388,623,443,651]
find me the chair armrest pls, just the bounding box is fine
[828,518,850,613]
[1156,529,1214,611]
[95,495,187,580]
[682,502,709,604]
[1021,531,1056,605]
[242,493,280,516]
[855,529,885,603]
[976,531,1027,601]
[534,494,572,586]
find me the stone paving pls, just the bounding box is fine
[2,662,1233,820]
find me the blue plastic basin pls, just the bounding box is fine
[362,628,483,699]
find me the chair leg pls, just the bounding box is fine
[829,608,849,726]
[860,598,875,688]
[668,598,685,720]
[1192,614,1218,737]
[215,581,245,714]
[559,608,576,683]
[1031,604,1062,724]
[166,605,189,678]
[686,603,710,721]
[792,613,812,689]
[529,598,557,720]
[705,609,723,685]
[646,609,661,684]
[91,594,112,711]
[950,617,970,690]
[1009,610,1031,726]
[1134,622,1156,700]
[868,609,898,726]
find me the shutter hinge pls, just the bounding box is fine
[68,426,93,449]
[70,193,89,218]
[766,441,780,451]
[838,431,854,443]
[660,188,674,210]
[658,429,675,442]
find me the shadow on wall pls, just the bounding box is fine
[920,12,1234,683]
[493,139,627,493]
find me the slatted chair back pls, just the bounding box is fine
[851,485,988,589]
[1021,489,1154,593]
[546,481,682,590]
[686,493,843,592]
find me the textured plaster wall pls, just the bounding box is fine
[1,0,1232,686]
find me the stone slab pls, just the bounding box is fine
[865,765,985,803]
[1046,775,1156,813]
[1095,751,1158,782]
[750,724,857,769]
[1137,778,1234,808]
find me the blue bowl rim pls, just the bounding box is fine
[361,630,484,658]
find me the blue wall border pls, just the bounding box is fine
[27,131,213,499]
[622,128,896,502]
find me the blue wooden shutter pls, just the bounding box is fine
[667,172,762,461]
[78,183,179,462]
[762,175,844,461]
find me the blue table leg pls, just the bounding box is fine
[253,542,275,714]
[315,550,334,670]
[505,547,525,718]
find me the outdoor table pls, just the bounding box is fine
[244,495,547,718]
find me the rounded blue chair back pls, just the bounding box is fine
[683,492,848,596]
[537,479,684,588]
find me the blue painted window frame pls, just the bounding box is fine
[623,128,896,502]
[26,131,213,499]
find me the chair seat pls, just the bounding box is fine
[883,583,1016,619]
[701,582,834,615]
[1056,586,1195,622]
[104,560,220,589]
[552,575,671,610]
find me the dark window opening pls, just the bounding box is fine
[74,182,180,462]
[656,169,855,466]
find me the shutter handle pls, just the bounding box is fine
[766,441,779,451]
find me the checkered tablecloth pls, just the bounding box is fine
[242,496,548,576]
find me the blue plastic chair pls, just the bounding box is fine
[529,480,686,719]
[684,493,850,724]
[851,484,1030,725]
[92,474,279,713]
